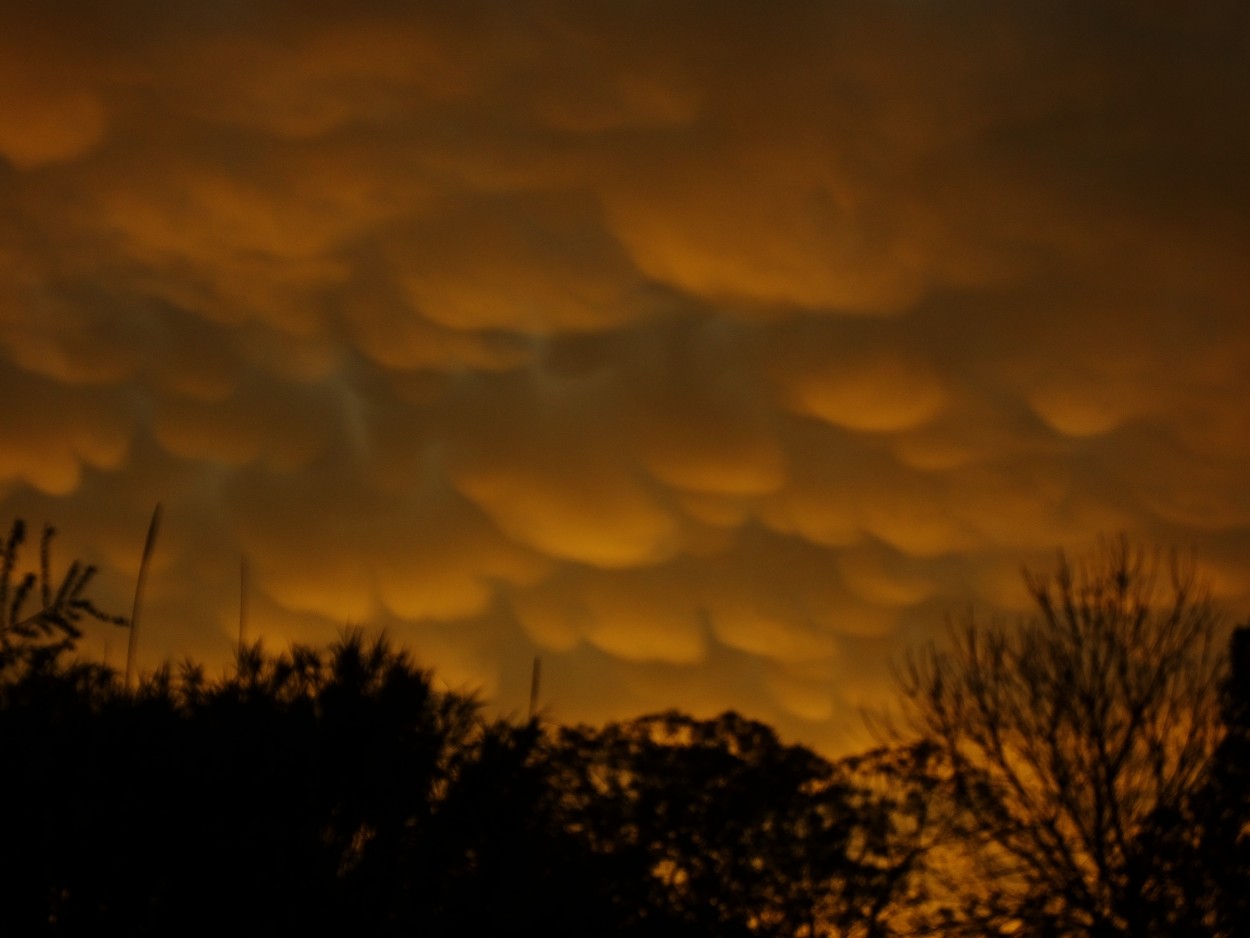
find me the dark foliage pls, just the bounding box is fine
[1133,623,1250,938]
[0,636,923,936]
[544,711,928,938]
[0,630,479,936]
[0,521,921,937]
[3,522,1239,937]
[1203,625,1250,934]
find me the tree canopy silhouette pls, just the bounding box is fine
[545,710,929,938]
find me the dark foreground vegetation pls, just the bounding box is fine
[0,522,1247,937]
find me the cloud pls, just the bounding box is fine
[0,11,110,170]
[0,0,1246,752]
[775,346,949,434]
[0,364,131,495]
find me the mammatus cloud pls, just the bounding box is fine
[0,1,1247,751]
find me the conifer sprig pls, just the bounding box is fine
[0,520,127,669]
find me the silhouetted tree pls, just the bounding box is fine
[546,710,926,937]
[894,538,1226,937]
[1199,624,1250,934]
[833,740,943,938]
[412,716,646,938]
[1132,623,1250,937]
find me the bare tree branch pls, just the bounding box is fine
[895,536,1225,937]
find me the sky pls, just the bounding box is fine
[0,0,1247,753]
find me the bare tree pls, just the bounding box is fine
[896,537,1226,937]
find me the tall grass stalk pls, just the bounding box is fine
[125,503,162,691]
[528,656,541,720]
[238,557,249,665]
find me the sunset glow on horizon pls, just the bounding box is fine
[2,1,1248,753]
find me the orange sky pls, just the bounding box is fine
[0,1,1247,753]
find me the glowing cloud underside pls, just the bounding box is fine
[0,2,1247,752]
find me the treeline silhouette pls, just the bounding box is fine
[0,633,928,937]
[0,524,1246,937]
